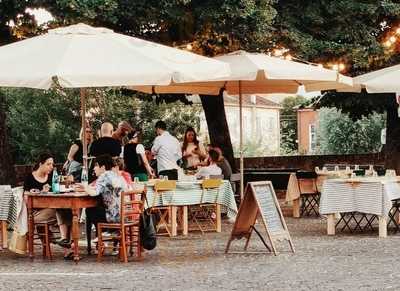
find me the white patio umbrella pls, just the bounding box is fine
[132,50,354,199]
[339,63,400,93]
[0,23,230,171]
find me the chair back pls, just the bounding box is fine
[120,190,144,226]
[202,179,222,189]
[152,180,177,207]
[296,171,318,194]
[201,179,222,203]
[154,180,176,191]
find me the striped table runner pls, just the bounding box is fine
[320,178,400,217]
[145,180,238,219]
[0,185,17,228]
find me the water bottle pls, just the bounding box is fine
[81,167,88,187]
[52,168,60,194]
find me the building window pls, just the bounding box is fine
[309,123,317,153]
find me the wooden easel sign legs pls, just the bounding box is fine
[225,182,295,255]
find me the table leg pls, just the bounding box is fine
[72,208,80,262]
[182,206,188,236]
[216,204,221,233]
[171,206,177,237]
[379,216,387,238]
[327,214,336,235]
[293,198,300,218]
[28,199,34,259]
[1,221,7,249]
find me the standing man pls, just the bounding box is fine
[112,121,134,146]
[151,120,181,180]
[90,122,121,158]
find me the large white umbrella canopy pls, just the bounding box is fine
[132,50,354,199]
[0,23,230,89]
[132,50,354,95]
[0,23,230,172]
[342,64,400,93]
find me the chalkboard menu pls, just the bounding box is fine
[225,181,294,255]
[252,184,285,234]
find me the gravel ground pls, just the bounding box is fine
[1,217,400,291]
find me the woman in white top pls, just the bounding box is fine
[123,130,154,181]
[181,127,207,169]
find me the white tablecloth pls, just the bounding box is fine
[319,177,400,217]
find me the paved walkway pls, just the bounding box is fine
[1,218,400,290]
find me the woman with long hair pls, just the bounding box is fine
[63,127,93,182]
[181,127,206,169]
[124,130,155,181]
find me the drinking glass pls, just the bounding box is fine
[345,166,351,173]
[351,173,356,178]
[322,166,327,173]
[159,175,164,180]
[163,175,168,180]
[334,165,339,172]
[354,165,359,170]
[372,171,378,177]
[134,177,139,183]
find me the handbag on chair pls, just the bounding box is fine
[140,210,157,250]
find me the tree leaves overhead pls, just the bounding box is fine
[273,0,400,75]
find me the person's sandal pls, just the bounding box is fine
[57,238,72,248]
[63,251,74,260]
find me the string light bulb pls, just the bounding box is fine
[396,28,400,35]
[285,54,293,61]
[384,40,392,47]
[390,36,397,43]
[186,44,193,50]
[338,63,345,71]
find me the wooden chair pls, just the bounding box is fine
[0,221,5,250]
[190,179,222,233]
[97,190,144,263]
[150,180,176,237]
[33,219,60,260]
[296,171,320,217]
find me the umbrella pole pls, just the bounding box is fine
[80,88,88,172]
[239,81,244,201]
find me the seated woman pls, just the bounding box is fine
[181,127,207,169]
[124,130,154,181]
[195,150,222,179]
[24,152,71,249]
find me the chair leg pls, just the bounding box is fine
[44,225,51,260]
[86,219,92,255]
[120,228,127,263]
[136,228,141,259]
[97,225,103,262]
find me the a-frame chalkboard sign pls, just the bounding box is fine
[225,181,295,255]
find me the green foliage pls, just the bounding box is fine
[317,107,385,155]
[274,0,400,74]
[4,88,81,164]
[4,87,200,164]
[233,138,278,157]
[280,95,306,154]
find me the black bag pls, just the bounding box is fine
[140,210,157,250]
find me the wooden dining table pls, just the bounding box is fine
[25,191,97,262]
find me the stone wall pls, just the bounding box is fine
[235,153,384,171]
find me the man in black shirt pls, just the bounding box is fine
[90,122,121,158]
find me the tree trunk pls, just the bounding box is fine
[200,90,237,172]
[0,91,16,185]
[385,96,400,173]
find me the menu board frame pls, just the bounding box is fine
[225,181,295,255]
